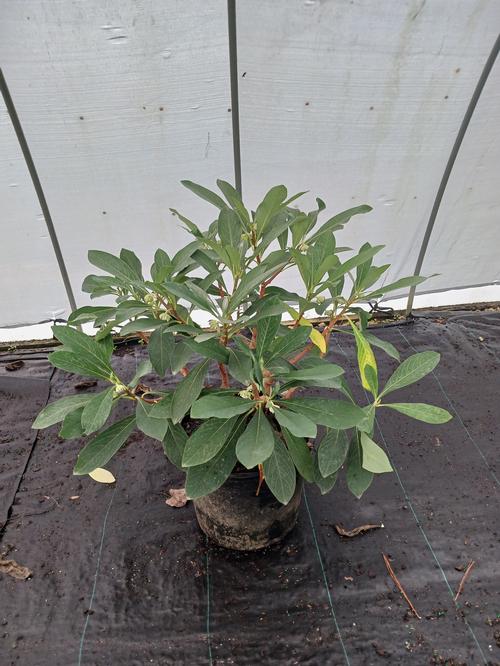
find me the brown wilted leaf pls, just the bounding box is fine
[166,488,188,508]
[74,380,97,390]
[335,523,383,538]
[0,557,32,580]
[5,360,24,372]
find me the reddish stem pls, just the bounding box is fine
[218,362,230,388]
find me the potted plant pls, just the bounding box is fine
[33,181,452,550]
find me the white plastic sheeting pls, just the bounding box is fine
[1,0,499,328]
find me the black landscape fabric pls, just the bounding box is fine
[0,311,499,665]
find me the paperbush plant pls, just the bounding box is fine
[33,181,452,503]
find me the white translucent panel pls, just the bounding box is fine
[237,0,500,298]
[0,0,233,319]
[0,97,69,326]
[419,60,500,292]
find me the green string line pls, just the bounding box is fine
[303,488,352,666]
[77,486,117,666]
[397,328,500,488]
[336,338,488,664]
[205,534,213,665]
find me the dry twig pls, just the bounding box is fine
[454,560,475,602]
[382,553,421,619]
[335,523,383,538]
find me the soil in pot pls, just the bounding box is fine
[194,468,302,551]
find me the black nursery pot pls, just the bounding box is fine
[193,469,303,551]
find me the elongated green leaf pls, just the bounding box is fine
[120,248,143,279]
[74,416,136,475]
[318,429,349,477]
[366,275,428,299]
[185,417,245,499]
[171,359,210,424]
[136,400,170,440]
[170,342,193,374]
[182,415,239,467]
[218,208,243,247]
[274,408,317,438]
[282,429,314,482]
[148,394,173,419]
[281,363,343,382]
[269,326,310,360]
[162,421,188,468]
[191,394,253,419]
[263,434,296,504]
[360,432,392,473]
[119,318,164,336]
[236,410,275,469]
[313,456,338,494]
[350,321,378,396]
[363,332,400,361]
[284,398,366,429]
[254,185,288,236]
[227,348,253,384]
[163,281,217,315]
[68,306,116,325]
[52,323,113,362]
[383,402,452,424]
[308,205,372,243]
[48,350,113,381]
[322,245,384,289]
[346,435,373,498]
[81,388,114,435]
[228,262,287,311]
[184,338,229,363]
[243,296,288,325]
[181,180,227,209]
[256,315,281,358]
[217,179,251,227]
[59,407,85,439]
[381,351,440,396]
[128,359,153,388]
[88,250,139,282]
[148,325,175,376]
[33,394,93,429]
[169,208,203,238]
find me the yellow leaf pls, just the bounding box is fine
[287,306,312,327]
[349,321,378,394]
[89,468,116,484]
[309,328,326,353]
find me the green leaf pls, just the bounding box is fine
[59,407,85,439]
[281,363,343,383]
[162,421,188,468]
[227,348,253,384]
[33,394,93,429]
[171,359,210,424]
[136,400,170,440]
[182,416,239,467]
[349,321,378,395]
[346,435,373,498]
[81,387,114,435]
[284,398,366,429]
[282,429,314,482]
[217,179,251,228]
[360,432,392,473]
[148,325,175,376]
[128,359,153,388]
[383,402,452,424]
[185,417,245,499]
[88,250,139,282]
[366,275,429,299]
[363,332,400,361]
[148,395,173,419]
[236,410,275,469]
[313,457,338,495]
[52,324,113,365]
[307,205,372,243]
[74,415,136,475]
[256,315,281,358]
[228,262,287,311]
[274,408,317,438]
[170,342,193,374]
[48,350,113,381]
[68,306,116,325]
[163,280,217,315]
[381,351,440,396]
[254,185,288,237]
[263,434,296,504]
[184,337,229,364]
[120,248,143,279]
[190,394,253,419]
[321,245,384,289]
[181,180,227,210]
[217,207,243,247]
[269,326,310,360]
[317,429,349,477]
